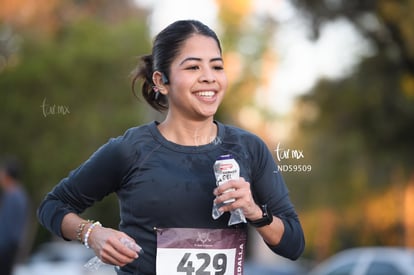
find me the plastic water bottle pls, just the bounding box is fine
[212,154,246,225]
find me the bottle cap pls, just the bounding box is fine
[216,154,233,160]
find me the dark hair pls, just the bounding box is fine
[131,20,222,112]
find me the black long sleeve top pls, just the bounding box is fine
[37,121,305,274]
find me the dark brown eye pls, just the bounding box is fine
[186,66,199,70]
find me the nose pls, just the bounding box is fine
[199,67,216,83]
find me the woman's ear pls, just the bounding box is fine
[152,71,169,95]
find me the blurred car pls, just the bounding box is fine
[307,247,414,275]
[13,241,115,275]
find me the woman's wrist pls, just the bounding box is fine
[76,219,94,243]
[83,221,102,249]
[245,204,263,221]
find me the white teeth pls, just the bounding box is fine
[196,91,215,97]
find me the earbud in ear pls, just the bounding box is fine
[161,73,169,84]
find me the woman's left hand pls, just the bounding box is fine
[213,177,262,220]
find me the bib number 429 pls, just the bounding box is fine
[177,252,228,275]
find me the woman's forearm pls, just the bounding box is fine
[255,216,285,246]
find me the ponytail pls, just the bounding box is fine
[131,54,168,112]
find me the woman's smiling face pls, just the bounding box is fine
[164,34,228,121]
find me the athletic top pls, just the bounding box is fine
[37,121,305,274]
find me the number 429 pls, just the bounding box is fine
[177,252,228,275]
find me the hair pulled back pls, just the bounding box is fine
[132,20,222,112]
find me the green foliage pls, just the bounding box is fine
[0,18,151,246]
[287,0,414,259]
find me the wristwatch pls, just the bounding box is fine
[247,204,273,227]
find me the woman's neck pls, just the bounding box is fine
[158,116,217,146]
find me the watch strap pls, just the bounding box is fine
[247,204,273,228]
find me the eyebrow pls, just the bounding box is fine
[179,57,223,66]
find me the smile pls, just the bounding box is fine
[195,91,216,98]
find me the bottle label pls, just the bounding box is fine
[214,155,239,203]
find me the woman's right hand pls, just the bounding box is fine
[87,226,139,267]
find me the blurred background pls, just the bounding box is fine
[1,0,414,274]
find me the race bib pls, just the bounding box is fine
[156,228,247,275]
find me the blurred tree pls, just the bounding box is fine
[0,0,141,36]
[286,0,414,259]
[0,1,151,249]
[291,0,414,74]
[215,0,279,127]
